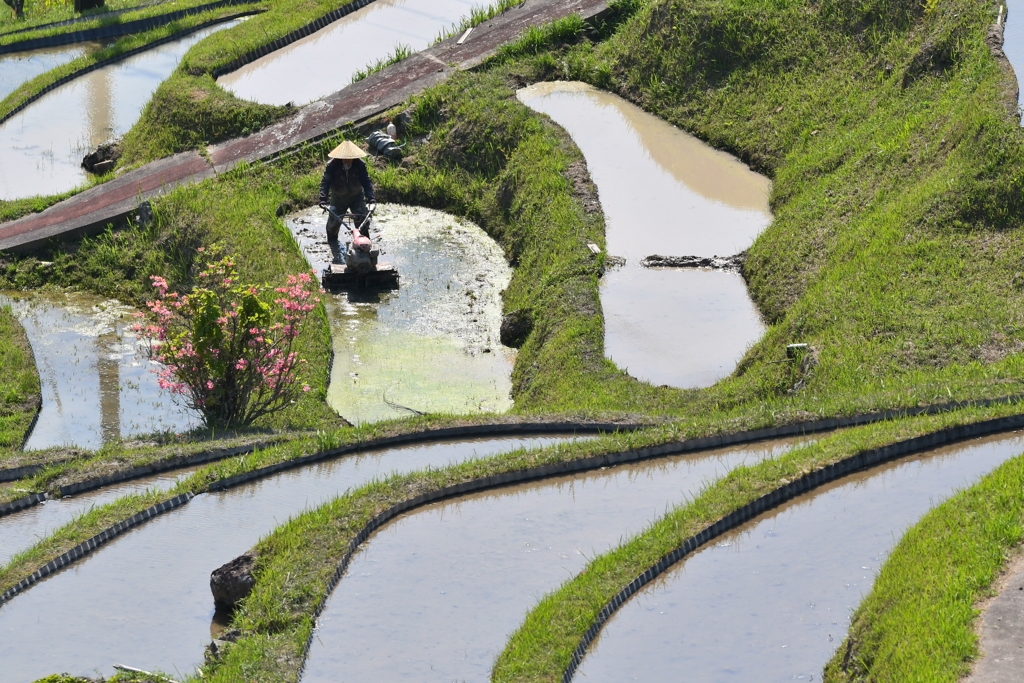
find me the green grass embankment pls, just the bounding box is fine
[196,404,1022,682]
[0,305,39,455]
[490,403,1024,682]
[0,0,156,33]
[822,455,1024,682]
[0,5,267,123]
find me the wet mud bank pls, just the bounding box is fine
[299,438,808,682]
[570,431,1024,682]
[218,0,477,106]
[0,17,245,201]
[0,290,198,451]
[0,435,583,681]
[284,203,514,423]
[517,82,772,389]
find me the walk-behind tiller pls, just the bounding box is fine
[319,205,400,290]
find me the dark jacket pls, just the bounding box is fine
[319,158,375,204]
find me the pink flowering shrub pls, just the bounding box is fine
[134,248,320,428]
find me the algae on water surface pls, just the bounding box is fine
[285,203,514,423]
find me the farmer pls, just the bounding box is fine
[318,140,376,242]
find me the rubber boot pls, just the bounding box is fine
[327,239,343,265]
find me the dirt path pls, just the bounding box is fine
[0,0,607,252]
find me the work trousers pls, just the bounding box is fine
[325,193,369,241]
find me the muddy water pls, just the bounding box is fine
[299,438,809,683]
[284,204,513,424]
[0,42,105,101]
[0,434,584,682]
[0,464,202,566]
[517,82,771,388]
[0,291,198,451]
[0,18,244,201]
[218,0,475,105]
[572,431,1024,682]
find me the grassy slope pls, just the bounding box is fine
[823,454,1024,682]
[0,305,39,454]
[491,404,1024,682]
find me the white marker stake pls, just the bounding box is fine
[458,27,473,44]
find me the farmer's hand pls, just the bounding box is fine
[367,202,377,212]
[319,201,328,210]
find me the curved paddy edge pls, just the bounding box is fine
[490,404,1024,683]
[0,9,265,128]
[197,402,1024,682]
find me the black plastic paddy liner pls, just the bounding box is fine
[0,421,636,605]
[0,10,263,128]
[557,412,1024,683]
[0,437,288,519]
[0,493,193,605]
[0,0,258,54]
[210,0,377,78]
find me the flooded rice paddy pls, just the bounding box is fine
[518,82,772,388]
[0,434,582,682]
[1,291,198,451]
[571,431,1024,682]
[0,42,105,101]
[0,18,245,201]
[0,464,201,566]
[299,438,807,682]
[218,0,475,106]
[284,204,513,424]
[1003,0,1023,120]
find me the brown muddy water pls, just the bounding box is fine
[0,434,585,682]
[284,204,513,424]
[0,41,105,101]
[0,18,245,201]
[571,431,1024,682]
[299,437,810,683]
[0,464,201,566]
[218,0,476,106]
[1,291,198,451]
[517,82,772,389]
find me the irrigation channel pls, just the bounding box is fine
[0,16,246,201]
[567,431,1024,682]
[518,82,772,389]
[0,41,106,101]
[218,0,477,106]
[0,464,202,565]
[0,290,197,451]
[285,204,514,424]
[0,434,584,682]
[297,437,807,682]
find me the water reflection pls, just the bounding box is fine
[573,431,1024,682]
[0,42,105,101]
[0,18,245,201]
[0,291,199,451]
[218,0,477,105]
[518,82,772,389]
[284,204,514,424]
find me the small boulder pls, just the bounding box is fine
[210,553,256,609]
[500,309,533,348]
[82,140,121,174]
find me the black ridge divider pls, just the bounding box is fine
[0,492,193,606]
[0,437,288,519]
[0,0,168,38]
[0,0,258,54]
[557,412,1024,683]
[0,10,263,128]
[210,0,374,78]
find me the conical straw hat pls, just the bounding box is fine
[328,140,368,159]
